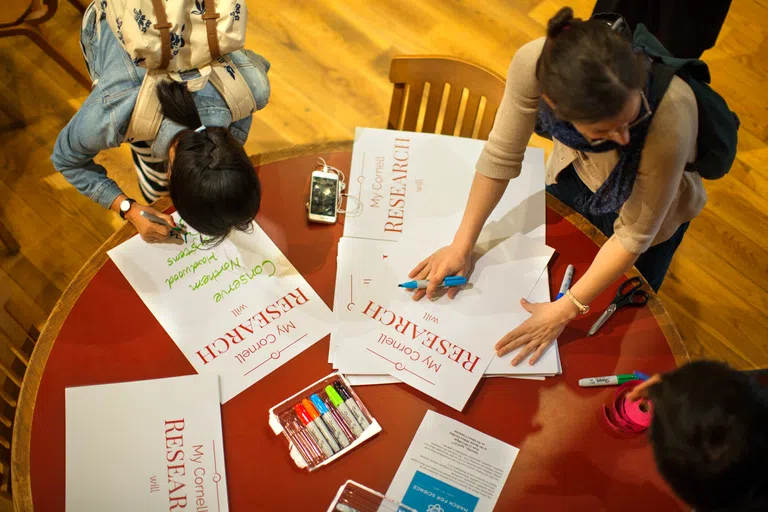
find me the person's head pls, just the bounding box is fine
[536,7,649,146]
[157,81,260,244]
[642,361,768,511]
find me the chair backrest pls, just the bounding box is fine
[0,1,34,27]
[0,276,37,499]
[0,0,56,27]
[387,55,506,140]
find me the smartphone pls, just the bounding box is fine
[308,170,339,224]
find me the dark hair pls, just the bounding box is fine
[648,360,768,511]
[535,7,648,123]
[157,81,260,244]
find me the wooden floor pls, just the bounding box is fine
[0,0,766,370]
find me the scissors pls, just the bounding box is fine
[587,277,649,336]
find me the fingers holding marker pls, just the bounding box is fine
[409,257,430,279]
[446,268,466,300]
[155,224,172,238]
[424,270,444,300]
[156,210,176,227]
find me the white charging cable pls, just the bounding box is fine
[316,157,363,217]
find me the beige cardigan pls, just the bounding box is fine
[476,38,707,255]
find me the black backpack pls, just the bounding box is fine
[632,23,740,180]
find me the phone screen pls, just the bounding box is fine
[310,177,338,217]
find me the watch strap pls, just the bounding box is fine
[565,288,590,315]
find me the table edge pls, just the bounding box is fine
[545,194,689,366]
[11,138,688,511]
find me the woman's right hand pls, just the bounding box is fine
[125,204,180,244]
[408,244,472,301]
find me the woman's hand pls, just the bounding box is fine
[125,204,180,244]
[495,297,580,366]
[408,244,472,301]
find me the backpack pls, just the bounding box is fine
[99,0,257,143]
[633,23,740,180]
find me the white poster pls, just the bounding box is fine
[66,375,228,512]
[344,128,546,245]
[345,267,561,385]
[386,410,518,512]
[108,217,334,402]
[485,264,560,376]
[331,234,553,410]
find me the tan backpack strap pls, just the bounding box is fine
[151,0,172,69]
[125,71,165,143]
[202,1,222,61]
[208,56,258,122]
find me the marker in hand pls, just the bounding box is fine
[139,210,186,235]
[398,276,467,290]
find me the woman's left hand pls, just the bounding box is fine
[495,298,580,366]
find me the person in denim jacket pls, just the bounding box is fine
[52,2,270,244]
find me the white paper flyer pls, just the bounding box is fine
[108,216,334,402]
[386,410,518,512]
[66,374,228,512]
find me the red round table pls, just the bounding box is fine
[12,141,689,511]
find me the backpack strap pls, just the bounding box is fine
[125,71,166,144]
[651,61,677,105]
[208,56,258,121]
[150,0,172,70]
[202,1,223,61]
[124,58,257,144]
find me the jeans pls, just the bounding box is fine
[546,165,689,292]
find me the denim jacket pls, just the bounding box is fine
[51,7,271,210]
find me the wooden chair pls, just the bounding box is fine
[387,55,506,140]
[0,276,38,503]
[0,0,91,90]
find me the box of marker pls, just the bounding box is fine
[327,480,416,512]
[268,372,381,471]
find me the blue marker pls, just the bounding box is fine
[398,276,467,290]
[310,394,351,448]
[555,264,575,300]
[634,371,651,381]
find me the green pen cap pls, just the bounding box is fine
[617,374,637,383]
[325,385,344,407]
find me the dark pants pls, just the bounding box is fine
[546,166,689,292]
[592,0,732,59]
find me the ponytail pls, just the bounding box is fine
[156,82,261,244]
[546,6,573,38]
[156,81,203,129]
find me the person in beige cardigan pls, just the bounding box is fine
[410,8,706,367]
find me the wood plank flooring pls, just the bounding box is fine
[0,0,765,370]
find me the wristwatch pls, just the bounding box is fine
[565,288,590,315]
[119,198,136,220]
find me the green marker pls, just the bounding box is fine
[579,374,638,387]
[325,385,364,437]
[333,381,371,430]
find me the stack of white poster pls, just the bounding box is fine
[108,218,334,403]
[66,374,229,511]
[330,128,561,411]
